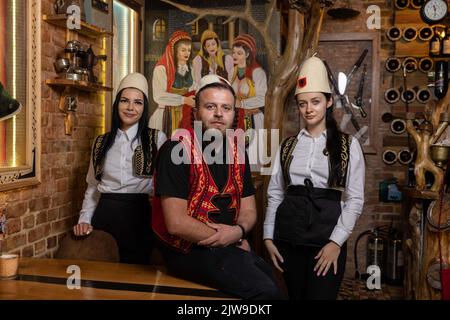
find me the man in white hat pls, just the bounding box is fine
[264,56,365,299]
[152,74,284,299]
[74,72,166,264]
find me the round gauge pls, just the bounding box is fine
[420,0,448,24]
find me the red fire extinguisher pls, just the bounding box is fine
[354,224,404,285]
[354,228,386,281]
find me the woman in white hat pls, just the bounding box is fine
[73,72,166,264]
[263,56,365,299]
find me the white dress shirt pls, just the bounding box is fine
[78,123,167,224]
[263,128,365,247]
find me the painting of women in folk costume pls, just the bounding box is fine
[231,34,267,170]
[192,29,233,87]
[149,31,196,137]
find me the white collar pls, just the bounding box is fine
[298,128,327,139]
[118,122,139,141]
[178,64,189,76]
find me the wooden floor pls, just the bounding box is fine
[0,258,234,300]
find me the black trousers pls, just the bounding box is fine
[159,243,286,300]
[276,241,347,300]
[91,193,153,264]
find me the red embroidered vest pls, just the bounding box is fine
[152,129,245,253]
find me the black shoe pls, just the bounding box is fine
[0,81,22,121]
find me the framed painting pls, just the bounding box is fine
[318,32,380,154]
[0,0,41,190]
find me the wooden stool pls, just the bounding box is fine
[55,230,120,263]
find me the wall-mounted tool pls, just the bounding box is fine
[345,49,369,87]
[324,60,361,132]
[352,64,368,118]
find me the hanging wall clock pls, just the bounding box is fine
[420,0,449,24]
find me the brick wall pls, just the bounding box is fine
[0,1,420,281]
[0,0,104,258]
[318,0,403,277]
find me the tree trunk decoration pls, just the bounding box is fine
[405,87,450,193]
[403,82,450,300]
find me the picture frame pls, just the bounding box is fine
[318,32,380,154]
[0,0,41,191]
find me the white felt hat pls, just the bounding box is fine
[197,74,233,92]
[295,56,332,96]
[116,72,149,100]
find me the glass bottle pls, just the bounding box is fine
[430,27,442,57]
[434,61,448,99]
[442,27,450,57]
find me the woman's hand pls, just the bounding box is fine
[183,96,195,107]
[314,241,341,276]
[264,239,284,273]
[73,223,93,236]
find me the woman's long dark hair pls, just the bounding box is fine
[232,44,253,70]
[323,92,343,184]
[97,88,150,166]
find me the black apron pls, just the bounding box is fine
[91,193,153,264]
[274,179,342,247]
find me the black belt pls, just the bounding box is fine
[286,183,342,201]
[100,193,149,202]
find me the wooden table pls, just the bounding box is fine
[0,258,233,300]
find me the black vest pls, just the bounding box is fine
[279,132,352,190]
[92,128,160,181]
[200,55,228,80]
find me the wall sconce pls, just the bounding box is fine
[58,88,78,135]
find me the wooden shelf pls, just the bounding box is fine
[404,188,440,200]
[46,78,112,92]
[432,57,450,61]
[43,14,113,38]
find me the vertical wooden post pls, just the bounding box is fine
[228,20,235,48]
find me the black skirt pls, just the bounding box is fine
[91,193,153,264]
